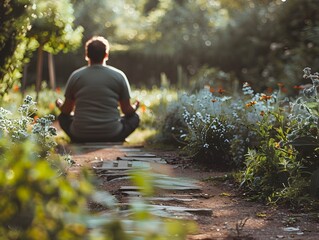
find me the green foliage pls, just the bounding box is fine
[142,0,229,58]
[238,112,306,204]
[2,84,64,119]
[156,67,319,206]
[28,0,83,53]
[0,139,92,239]
[73,0,115,40]
[182,110,233,168]
[131,87,178,130]
[33,87,64,117]
[2,86,177,145]
[73,0,166,47]
[45,0,319,90]
[211,0,319,92]
[17,0,317,90]
[0,97,92,239]
[0,94,195,239]
[0,0,82,101]
[235,68,319,205]
[188,66,235,94]
[0,0,33,97]
[284,68,319,172]
[156,100,188,145]
[158,80,281,167]
[0,95,57,157]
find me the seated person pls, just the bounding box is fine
[56,36,140,143]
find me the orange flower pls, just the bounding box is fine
[13,85,20,92]
[266,87,273,94]
[259,94,272,101]
[218,87,225,94]
[209,87,215,93]
[211,99,217,103]
[55,87,61,93]
[49,102,55,110]
[140,105,146,113]
[293,85,304,90]
[33,115,39,124]
[245,101,257,107]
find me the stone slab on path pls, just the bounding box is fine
[144,197,195,202]
[147,204,213,217]
[117,156,167,164]
[93,160,151,171]
[73,142,143,150]
[119,185,201,191]
[119,203,212,217]
[124,153,157,158]
[121,191,210,199]
[74,143,211,222]
[97,173,130,181]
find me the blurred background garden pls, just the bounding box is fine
[1,0,319,239]
[3,0,319,142]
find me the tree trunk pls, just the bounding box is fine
[48,52,56,90]
[36,45,43,102]
[22,63,28,97]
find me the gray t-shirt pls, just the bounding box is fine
[64,64,131,140]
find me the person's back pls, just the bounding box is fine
[56,36,139,143]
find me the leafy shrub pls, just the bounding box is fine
[2,83,64,118]
[188,66,235,94]
[158,82,281,168]
[32,85,64,118]
[0,95,57,158]
[155,67,319,206]
[153,99,188,145]
[0,96,92,239]
[0,138,92,239]
[238,68,319,206]
[131,87,178,130]
[286,68,319,165]
[238,112,305,203]
[181,96,233,168]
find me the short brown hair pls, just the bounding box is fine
[85,36,109,63]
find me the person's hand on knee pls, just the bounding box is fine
[134,100,140,111]
[56,99,63,109]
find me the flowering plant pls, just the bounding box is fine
[285,68,319,171]
[0,95,57,158]
[238,68,319,204]
[160,82,282,167]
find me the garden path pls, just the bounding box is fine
[62,142,319,240]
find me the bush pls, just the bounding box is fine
[238,112,306,204]
[155,67,319,207]
[158,82,281,168]
[0,96,92,239]
[0,138,92,239]
[2,83,64,119]
[131,87,178,130]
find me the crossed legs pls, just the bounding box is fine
[57,113,140,143]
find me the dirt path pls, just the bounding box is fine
[63,143,319,240]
